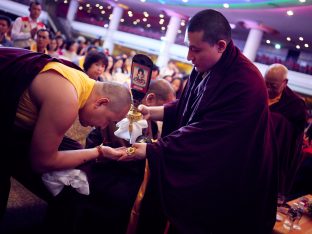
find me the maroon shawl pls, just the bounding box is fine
[146,41,278,233]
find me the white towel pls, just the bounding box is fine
[114,117,148,144]
[42,169,90,196]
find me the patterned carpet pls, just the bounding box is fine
[0,178,48,234]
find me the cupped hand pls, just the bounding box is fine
[102,146,128,161]
[118,143,147,161]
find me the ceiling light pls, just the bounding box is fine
[182,0,188,2]
[140,0,146,2]
[299,37,304,41]
[223,3,230,8]
[159,14,164,18]
[296,45,300,49]
[275,44,281,49]
[286,37,291,41]
[266,40,271,44]
[299,0,306,2]
[304,44,309,48]
[287,10,294,16]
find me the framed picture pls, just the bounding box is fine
[131,62,151,93]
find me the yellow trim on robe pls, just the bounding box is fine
[30,43,48,54]
[268,93,282,106]
[15,61,95,129]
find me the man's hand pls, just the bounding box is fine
[100,146,128,161]
[138,105,151,120]
[118,143,147,161]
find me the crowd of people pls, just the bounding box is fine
[1,1,312,234]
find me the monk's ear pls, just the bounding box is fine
[95,97,110,108]
[217,40,227,53]
[145,93,156,106]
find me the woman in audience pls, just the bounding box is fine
[47,37,59,58]
[170,77,184,99]
[60,39,78,61]
[83,51,108,81]
[103,55,114,81]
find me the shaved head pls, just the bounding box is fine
[265,63,288,83]
[264,63,288,99]
[98,81,132,112]
[147,79,176,104]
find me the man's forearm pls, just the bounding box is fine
[149,106,164,121]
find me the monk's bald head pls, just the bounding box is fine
[99,81,131,112]
[264,63,288,99]
[265,63,288,83]
[144,79,176,106]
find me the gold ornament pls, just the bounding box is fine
[126,147,136,155]
[127,104,142,134]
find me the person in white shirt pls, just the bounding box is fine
[11,0,45,49]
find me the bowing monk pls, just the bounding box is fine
[0,47,130,223]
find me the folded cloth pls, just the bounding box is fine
[114,118,148,144]
[42,169,90,196]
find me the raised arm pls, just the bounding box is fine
[138,104,164,122]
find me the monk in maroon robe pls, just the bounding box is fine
[118,9,278,234]
[265,63,307,201]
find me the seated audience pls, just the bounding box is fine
[47,36,59,58]
[30,28,50,54]
[0,15,13,47]
[11,1,45,49]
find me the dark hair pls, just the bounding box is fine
[152,64,160,74]
[29,0,41,9]
[36,28,51,38]
[64,39,76,51]
[138,68,144,75]
[187,9,231,45]
[87,45,98,53]
[171,77,184,99]
[47,37,57,51]
[83,51,108,72]
[0,15,11,27]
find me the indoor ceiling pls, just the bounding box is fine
[101,0,312,52]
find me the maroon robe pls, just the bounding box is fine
[0,47,83,218]
[270,86,307,198]
[146,41,278,233]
